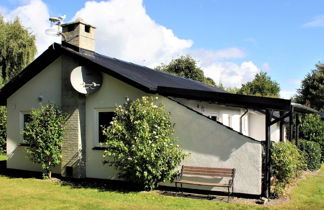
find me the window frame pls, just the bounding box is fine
[94,108,115,146]
[19,111,31,142]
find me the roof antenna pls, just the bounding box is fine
[45,15,66,41]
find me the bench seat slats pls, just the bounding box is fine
[175,165,236,202]
[181,171,233,177]
[174,179,232,187]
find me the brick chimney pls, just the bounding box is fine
[61,18,96,51]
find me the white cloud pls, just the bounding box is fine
[73,0,193,67]
[3,0,59,55]
[200,61,260,88]
[189,48,246,66]
[303,15,324,27]
[280,90,296,99]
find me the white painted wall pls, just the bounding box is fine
[174,98,249,136]
[160,97,262,195]
[6,57,62,173]
[84,79,262,194]
[85,73,146,179]
[248,112,282,142]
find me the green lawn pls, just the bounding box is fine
[0,165,323,209]
[0,154,7,161]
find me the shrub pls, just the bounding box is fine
[271,182,286,198]
[298,139,321,171]
[23,104,67,178]
[271,142,306,197]
[0,107,7,154]
[102,96,186,190]
[299,114,324,162]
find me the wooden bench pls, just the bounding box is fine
[174,165,236,201]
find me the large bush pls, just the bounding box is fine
[299,114,324,162]
[0,107,6,154]
[102,96,186,190]
[271,142,306,197]
[299,139,321,171]
[23,104,67,178]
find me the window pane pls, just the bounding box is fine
[23,114,32,140]
[98,112,115,143]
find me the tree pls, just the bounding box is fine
[23,104,67,178]
[238,72,280,97]
[102,96,186,190]
[0,15,36,82]
[299,114,324,162]
[295,65,324,111]
[155,55,216,86]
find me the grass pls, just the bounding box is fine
[0,165,323,209]
[0,153,7,161]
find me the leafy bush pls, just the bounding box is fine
[271,142,306,198]
[299,139,321,171]
[0,107,7,154]
[299,114,324,162]
[102,96,186,190]
[271,182,286,198]
[23,104,67,178]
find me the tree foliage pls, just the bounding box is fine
[102,96,186,190]
[299,114,324,162]
[155,55,217,87]
[238,72,280,97]
[0,107,6,154]
[295,66,324,111]
[0,15,36,82]
[23,104,67,178]
[299,139,322,171]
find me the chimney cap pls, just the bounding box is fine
[61,18,96,29]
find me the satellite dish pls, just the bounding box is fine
[70,66,102,95]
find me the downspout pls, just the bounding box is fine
[240,108,248,133]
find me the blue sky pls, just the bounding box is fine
[1,0,324,98]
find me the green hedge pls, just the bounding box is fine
[299,139,321,171]
[271,142,306,198]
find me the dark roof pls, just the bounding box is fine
[0,42,291,111]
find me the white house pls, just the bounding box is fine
[0,20,294,197]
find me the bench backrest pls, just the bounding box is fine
[180,165,235,178]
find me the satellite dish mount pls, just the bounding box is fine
[45,15,66,40]
[70,66,102,95]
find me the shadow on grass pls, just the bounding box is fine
[0,159,143,194]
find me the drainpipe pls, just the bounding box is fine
[240,109,248,133]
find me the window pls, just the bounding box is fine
[98,112,115,143]
[210,115,218,121]
[22,113,32,140]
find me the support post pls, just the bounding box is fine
[279,111,284,142]
[289,108,294,141]
[263,109,272,198]
[295,114,300,146]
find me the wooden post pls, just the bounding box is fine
[263,109,272,198]
[295,114,300,146]
[279,111,284,142]
[289,108,294,141]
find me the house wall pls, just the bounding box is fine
[249,112,282,142]
[174,98,249,136]
[159,97,262,195]
[84,75,262,194]
[6,57,62,173]
[85,73,146,179]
